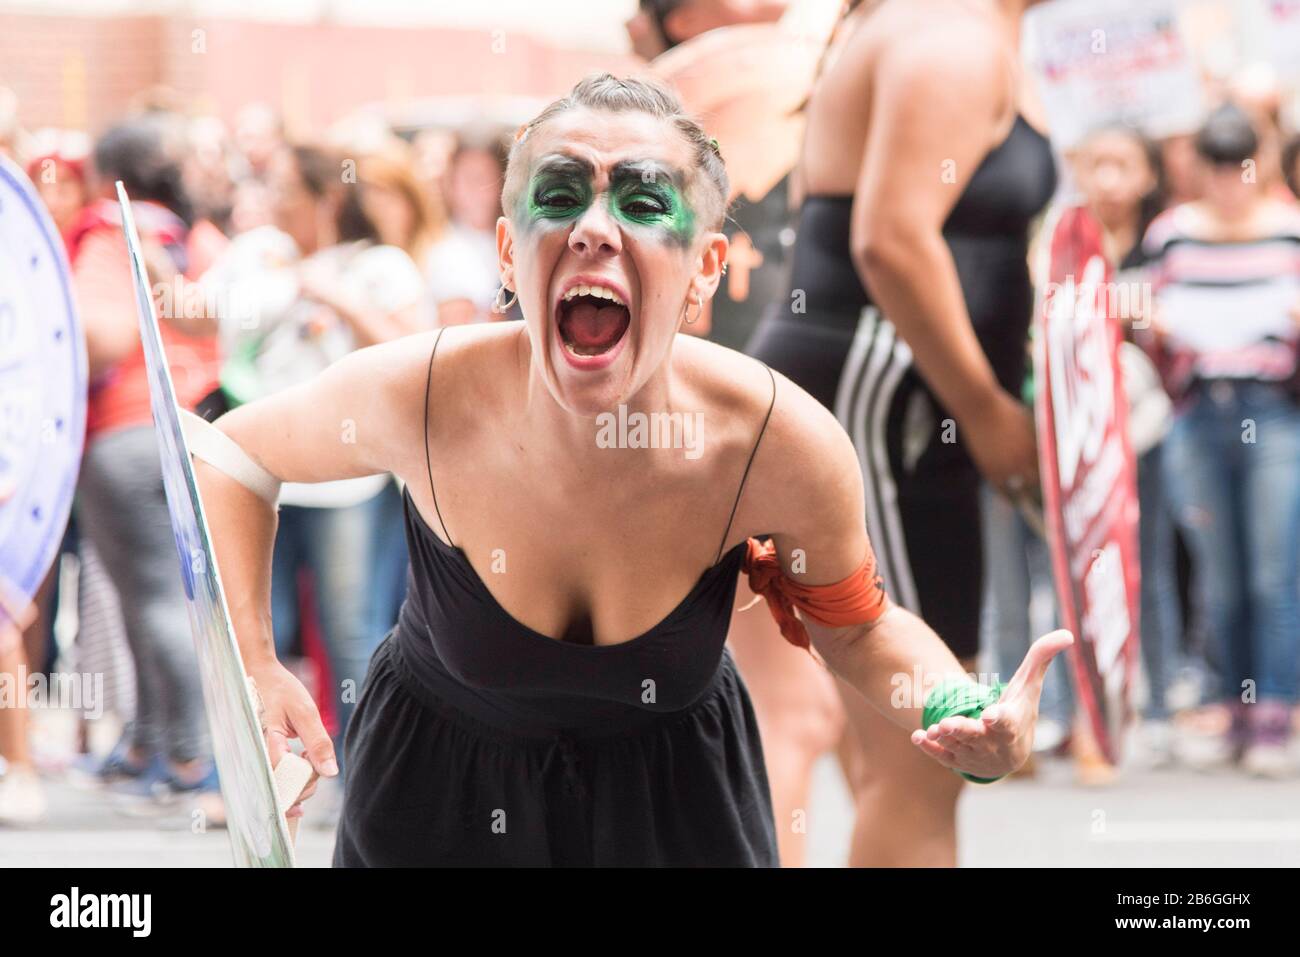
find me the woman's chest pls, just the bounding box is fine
[412,478,736,646]
[402,499,743,708]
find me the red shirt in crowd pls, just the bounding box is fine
[66,199,224,441]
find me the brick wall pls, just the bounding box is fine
[0,12,638,134]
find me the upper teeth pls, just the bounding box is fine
[562,284,625,306]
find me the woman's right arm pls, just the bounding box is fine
[849,27,1037,491]
[196,334,431,785]
[745,375,1071,779]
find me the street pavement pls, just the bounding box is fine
[4,748,1296,867]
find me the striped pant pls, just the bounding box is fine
[748,306,985,659]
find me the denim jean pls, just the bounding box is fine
[979,484,1073,724]
[1136,443,1187,719]
[364,480,411,645]
[1164,380,1300,705]
[271,494,387,761]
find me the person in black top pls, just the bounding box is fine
[747,0,1058,865]
[192,73,1069,866]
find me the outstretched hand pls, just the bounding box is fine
[911,630,1074,780]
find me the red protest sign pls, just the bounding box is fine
[1034,204,1142,765]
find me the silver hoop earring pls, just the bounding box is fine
[683,295,701,325]
[492,284,518,313]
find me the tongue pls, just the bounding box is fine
[563,301,628,351]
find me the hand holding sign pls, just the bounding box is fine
[245,660,336,819]
[962,388,1040,500]
[117,182,313,866]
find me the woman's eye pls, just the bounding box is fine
[538,192,579,209]
[624,196,667,215]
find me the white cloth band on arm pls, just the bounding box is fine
[180,409,281,507]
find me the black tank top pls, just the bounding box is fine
[393,332,778,733]
[782,115,1057,390]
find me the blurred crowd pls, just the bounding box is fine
[0,85,520,828]
[0,0,1297,857]
[994,88,1300,786]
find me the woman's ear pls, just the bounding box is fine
[496,215,515,289]
[694,231,729,302]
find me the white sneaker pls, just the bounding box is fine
[0,766,49,825]
[1241,743,1296,779]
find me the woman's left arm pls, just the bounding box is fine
[754,375,1072,780]
[813,599,1071,780]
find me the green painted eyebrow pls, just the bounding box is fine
[609,160,686,190]
[519,154,697,246]
[532,154,595,180]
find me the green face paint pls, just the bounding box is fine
[518,155,697,248]
[608,160,695,247]
[522,155,594,228]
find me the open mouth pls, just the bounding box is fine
[556,283,631,359]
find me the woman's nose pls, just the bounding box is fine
[568,202,621,257]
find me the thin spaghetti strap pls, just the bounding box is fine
[423,327,454,547]
[715,363,777,563]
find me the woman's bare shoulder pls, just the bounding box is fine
[307,323,516,471]
[760,367,857,497]
[673,335,776,426]
[674,335,856,501]
[363,322,523,404]
[863,3,1010,115]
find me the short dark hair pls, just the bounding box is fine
[1194,103,1258,165]
[94,115,193,225]
[640,0,687,49]
[287,143,378,245]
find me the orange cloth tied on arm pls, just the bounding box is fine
[742,537,891,651]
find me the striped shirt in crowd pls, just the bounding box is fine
[1142,203,1300,398]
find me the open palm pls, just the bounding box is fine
[911,630,1074,780]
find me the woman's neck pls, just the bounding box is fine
[523,332,684,468]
